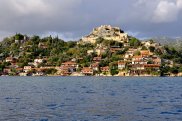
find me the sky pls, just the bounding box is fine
[0,0,182,41]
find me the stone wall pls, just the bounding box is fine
[81,25,129,44]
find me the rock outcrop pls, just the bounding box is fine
[80,25,129,44]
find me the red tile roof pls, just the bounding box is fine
[133,55,142,58]
[93,57,102,61]
[91,63,99,67]
[118,61,126,65]
[82,67,93,74]
[62,61,77,65]
[100,66,110,71]
[144,64,160,67]
[140,50,150,55]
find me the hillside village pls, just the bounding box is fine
[0,25,182,76]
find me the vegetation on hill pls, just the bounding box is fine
[0,26,182,76]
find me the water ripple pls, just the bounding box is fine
[0,77,182,121]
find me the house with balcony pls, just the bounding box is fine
[100,66,110,73]
[118,61,126,70]
[124,49,138,60]
[81,67,94,76]
[140,50,150,57]
[61,61,77,67]
[34,58,44,67]
[93,57,102,62]
[91,62,99,71]
[23,66,32,73]
[5,57,16,63]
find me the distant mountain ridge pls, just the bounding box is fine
[150,36,182,51]
[151,36,182,44]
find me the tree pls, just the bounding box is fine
[160,65,170,76]
[67,41,77,48]
[170,67,179,75]
[110,54,122,62]
[147,59,154,64]
[31,35,40,44]
[99,59,109,67]
[110,69,119,76]
[109,62,119,76]
[141,46,147,50]
[96,37,105,44]
[116,49,127,55]
[149,39,154,44]
[149,46,155,52]
[0,64,5,72]
[129,37,141,48]
[15,33,24,40]
[2,62,11,67]
[48,56,59,66]
[50,48,59,56]
[155,48,163,56]
[178,66,182,72]
[134,51,141,56]
[67,48,79,57]
[43,68,57,75]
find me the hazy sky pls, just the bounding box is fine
[0,0,182,40]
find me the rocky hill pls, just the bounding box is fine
[80,25,129,44]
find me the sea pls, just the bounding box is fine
[0,77,181,121]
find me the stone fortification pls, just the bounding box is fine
[81,25,129,44]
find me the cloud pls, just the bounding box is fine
[11,0,50,15]
[152,0,182,23]
[126,31,140,37]
[0,31,13,40]
[0,0,83,31]
[177,0,182,8]
[0,0,182,41]
[41,31,80,41]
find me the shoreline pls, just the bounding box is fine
[1,75,181,77]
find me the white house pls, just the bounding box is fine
[23,66,32,73]
[118,61,126,70]
[34,59,43,67]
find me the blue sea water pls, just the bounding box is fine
[0,77,182,121]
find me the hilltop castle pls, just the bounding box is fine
[80,25,129,44]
